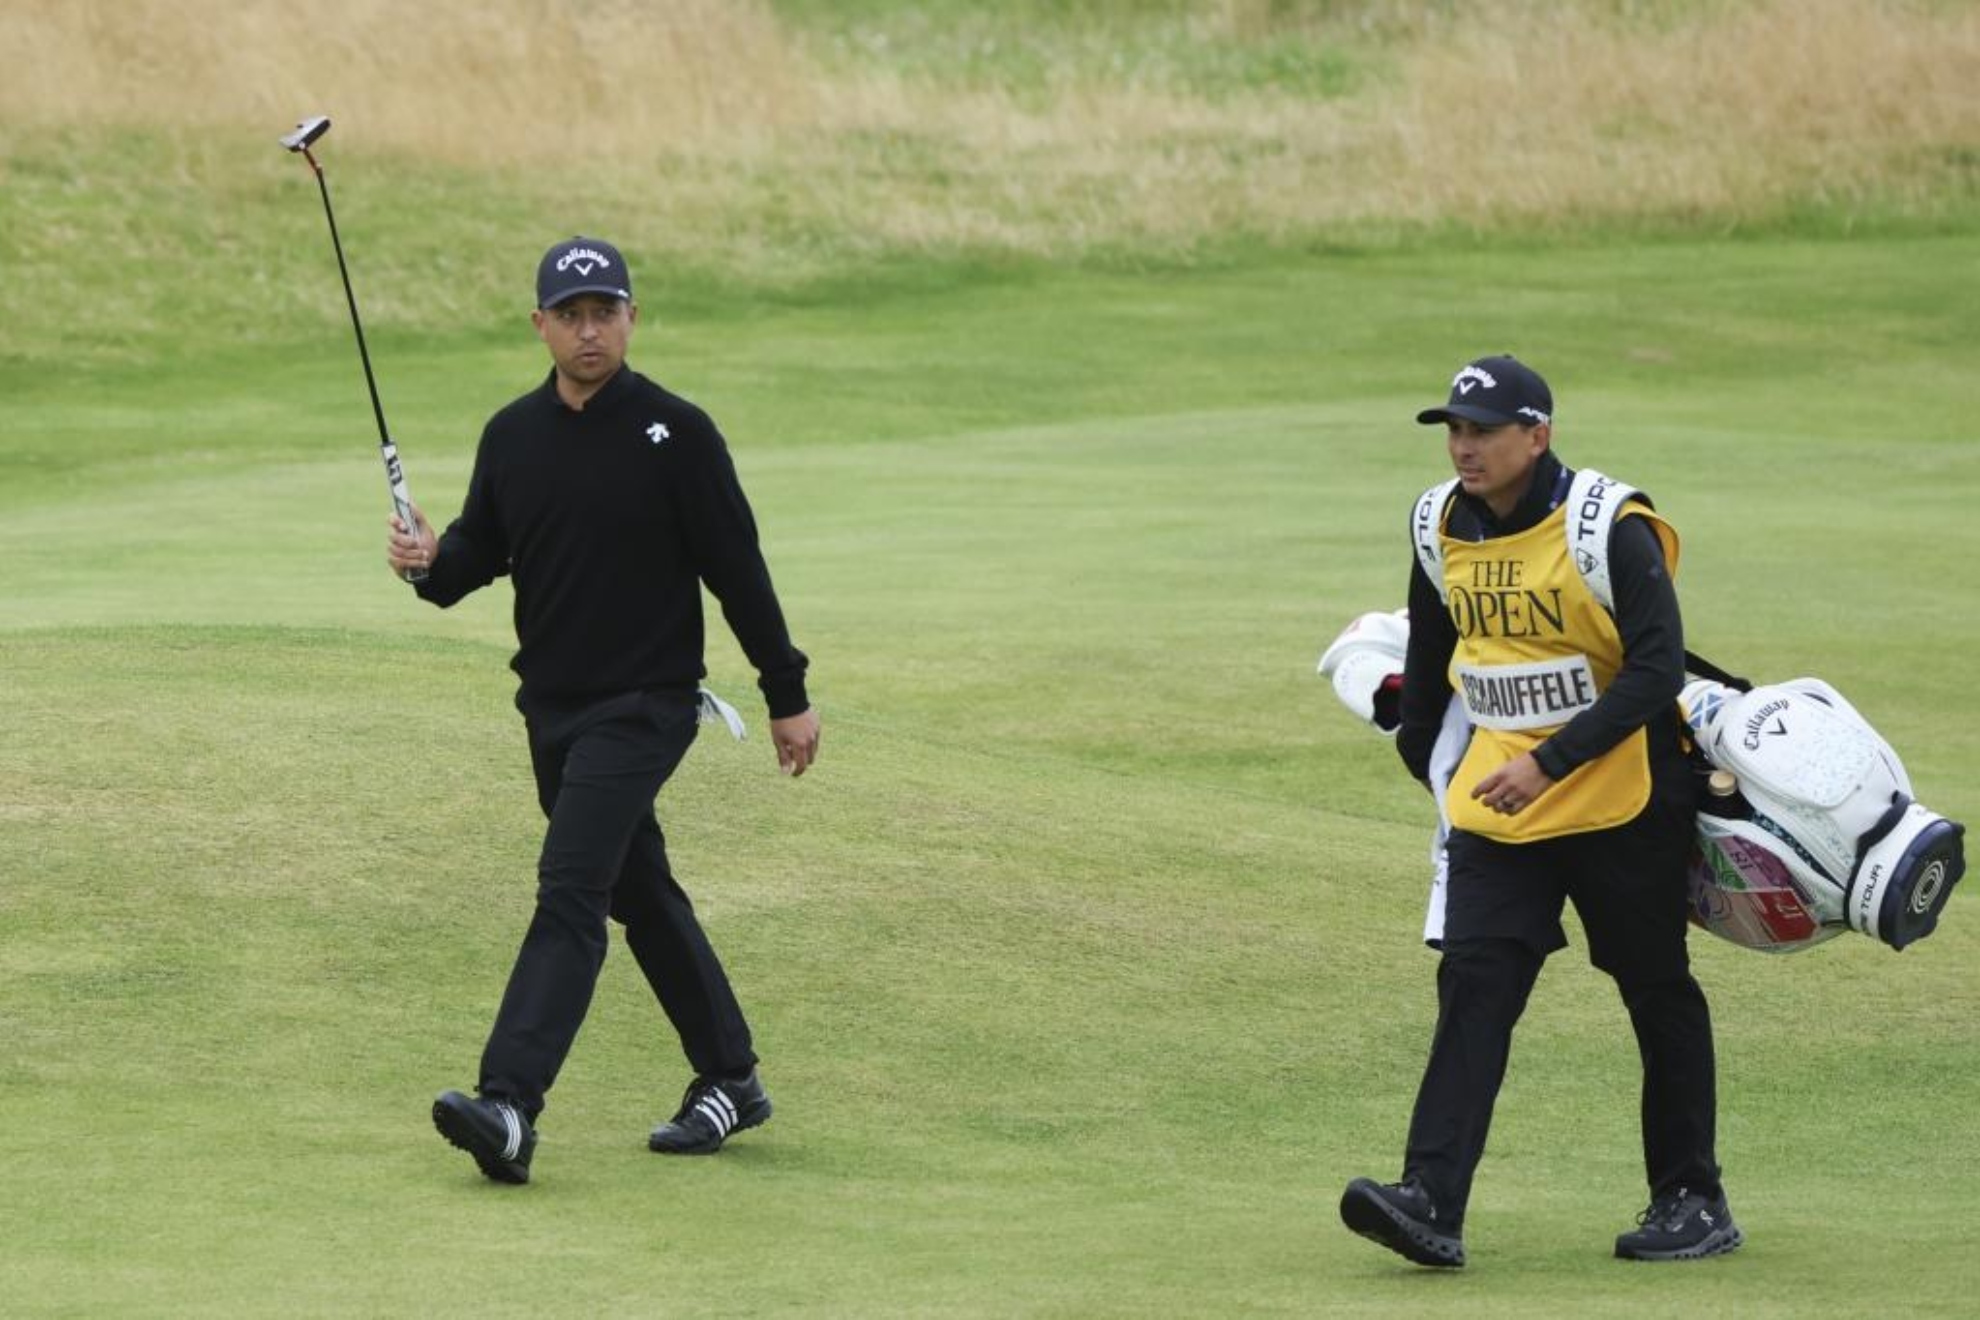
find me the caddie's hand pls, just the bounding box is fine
[769,708,821,778]
[386,503,437,579]
[1471,753,1554,816]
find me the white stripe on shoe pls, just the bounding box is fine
[498,1103,523,1161]
[694,1089,740,1137]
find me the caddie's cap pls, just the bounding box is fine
[1416,354,1553,428]
[536,236,632,309]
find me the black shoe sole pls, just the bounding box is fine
[648,1095,772,1155]
[1616,1224,1744,1261]
[1340,1180,1466,1268]
[432,1093,531,1185]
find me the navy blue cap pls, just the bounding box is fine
[1416,355,1553,427]
[536,236,631,309]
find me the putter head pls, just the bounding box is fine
[280,116,331,152]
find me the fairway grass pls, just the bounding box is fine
[7,626,1976,1317]
[5,236,1978,1316]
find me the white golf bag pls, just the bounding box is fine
[1681,677,1965,952]
[1318,612,1967,953]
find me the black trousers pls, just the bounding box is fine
[477,689,757,1116]
[1403,783,1722,1222]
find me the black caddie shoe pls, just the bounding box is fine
[1615,1188,1743,1261]
[432,1090,536,1185]
[648,1070,772,1155]
[1340,1176,1466,1268]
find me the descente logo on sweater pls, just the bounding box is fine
[646,422,670,445]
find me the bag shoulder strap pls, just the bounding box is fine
[1563,467,1646,613]
[1564,467,1749,690]
[1684,649,1753,693]
[1410,478,1460,604]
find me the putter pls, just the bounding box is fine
[279,115,427,583]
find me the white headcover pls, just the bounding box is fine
[1318,609,1409,734]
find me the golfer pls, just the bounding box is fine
[387,235,819,1183]
[1340,355,1739,1265]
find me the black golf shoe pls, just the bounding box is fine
[1340,1176,1466,1268]
[648,1070,772,1155]
[1615,1188,1743,1261]
[432,1090,536,1185]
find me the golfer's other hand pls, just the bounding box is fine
[770,708,821,778]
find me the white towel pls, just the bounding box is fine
[695,687,748,741]
[1423,693,1471,949]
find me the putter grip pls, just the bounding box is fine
[394,490,429,583]
[381,438,429,584]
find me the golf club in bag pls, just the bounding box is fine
[279,115,426,583]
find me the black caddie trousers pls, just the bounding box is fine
[478,689,758,1116]
[1402,772,1722,1223]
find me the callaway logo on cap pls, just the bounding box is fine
[1416,354,1553,428]
[536,235,632,309]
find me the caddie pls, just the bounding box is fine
[1339,355,1741,1267]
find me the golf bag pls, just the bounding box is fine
[1681,676,1966,952]
[1317,612,1967,953]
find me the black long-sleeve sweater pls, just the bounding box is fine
[1397,449,1684,785]
[413,365,810,716]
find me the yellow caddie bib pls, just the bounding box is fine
[1440,499,1678,842]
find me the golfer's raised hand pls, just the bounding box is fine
[770,708,821,778]
[386,503,437,579]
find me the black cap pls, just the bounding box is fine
[1416,355,1553,427]
[536,236,632,309]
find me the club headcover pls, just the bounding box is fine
[1319,609,1409,734]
